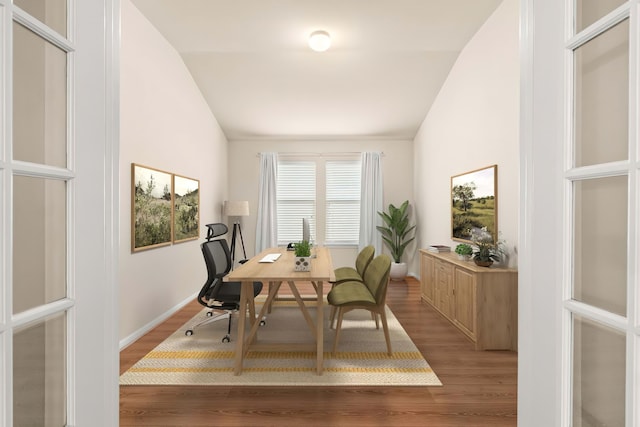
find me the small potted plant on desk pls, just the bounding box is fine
[294,240,312,271]
[454,243,473,261]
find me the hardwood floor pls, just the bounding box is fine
[120,277,517,426]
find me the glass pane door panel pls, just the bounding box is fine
[13,23,67,168]
[13,176,66,314]
[574,19,629,167]
[13,312,67,426]
[576,0,626,32]
[573,176,627,315]
[572,315,625,426]
[14,0,67,37]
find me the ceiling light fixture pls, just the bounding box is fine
[308,30,331,52]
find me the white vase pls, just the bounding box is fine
[294,256,311,271]
[389,262,408,281]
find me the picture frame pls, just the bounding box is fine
[131,163,173,252]
[172,174,200,243]
[451,165,497,243]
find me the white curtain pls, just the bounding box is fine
[359,152,383,254]
[255,152,278,253]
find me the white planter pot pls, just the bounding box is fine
[294,256,311,271]
[389,262,408,281]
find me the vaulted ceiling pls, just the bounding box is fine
[131,0,502,140]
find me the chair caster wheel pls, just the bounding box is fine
[260,320,266,326]
[222,335,230,343]
[206,311,213,317]
[185,330,194,336]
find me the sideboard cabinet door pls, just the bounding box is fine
[454,268,476,340]
[434,259,454,319]
[420,253,435,303]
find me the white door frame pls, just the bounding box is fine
[0,1,119,425]
[69,0,120,424]
[519,0,639,426]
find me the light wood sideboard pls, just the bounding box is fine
[419,249,518,351]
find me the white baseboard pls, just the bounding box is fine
[119,292,197,351]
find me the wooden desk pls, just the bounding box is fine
[225,247,335,375]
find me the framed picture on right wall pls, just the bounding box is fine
[451,164,497,243]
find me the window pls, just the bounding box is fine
[276,160,316,243]
[325,160,361,244]
[276,156,361,246]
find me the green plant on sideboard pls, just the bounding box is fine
[455,243,473,256]
[471,228,505,267]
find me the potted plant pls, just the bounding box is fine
[377,200,416,280]
[454,243,473,261]
[471,229,505,267]
[294,240,312,271]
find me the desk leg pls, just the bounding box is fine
[242,281,282,359]
[287,281,317,339]
[248,291,256,325]
[316,281,324,375]
[233,281,250,375]
[267,281,276,313]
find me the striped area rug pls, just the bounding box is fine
[120,299,442,386]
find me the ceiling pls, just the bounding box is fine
[131,0,502,141]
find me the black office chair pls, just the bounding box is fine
[185,223,263,342]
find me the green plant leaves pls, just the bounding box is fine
[294,240,312,257]
[377,200,415,263]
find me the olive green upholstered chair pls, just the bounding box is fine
[329,245,375,327]
[333,245,375,284]
[327,254,393,356]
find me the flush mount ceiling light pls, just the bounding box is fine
[308,30,331,52]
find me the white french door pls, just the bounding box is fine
[520,0,639,425]
[0,1,119,426]
[565,3,636,426]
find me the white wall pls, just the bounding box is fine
[118,0,517,342]
[119,0,229,344]
[228,139,415,271]
[413,0,520,271]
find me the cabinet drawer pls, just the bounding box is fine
[436,261,453,276]
[435,261,453,287]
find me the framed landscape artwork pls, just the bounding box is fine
[173,174,200,243]
[451,165,497,243]
[131,163,173,252]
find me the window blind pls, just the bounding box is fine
[276,160,316,244]
[325,160,361,244]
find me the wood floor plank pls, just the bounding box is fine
[120,277,517,426]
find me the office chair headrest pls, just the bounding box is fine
[205,223,228,241]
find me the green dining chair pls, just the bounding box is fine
[327,254,393,356]
[329,245,375,327]
[333,245,375,284]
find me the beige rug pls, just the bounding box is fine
[120,299,441,386]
